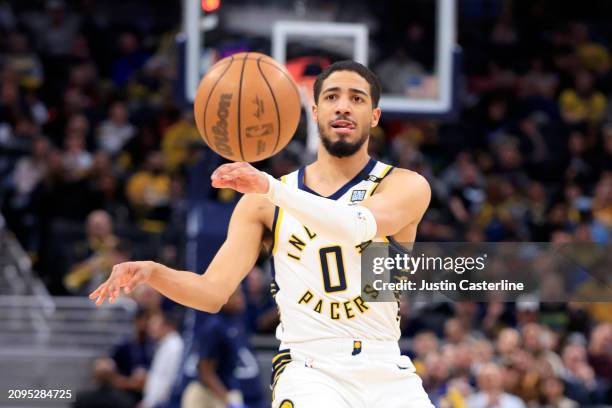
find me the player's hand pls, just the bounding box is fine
[88,261,155,305]
[211,162,269,194]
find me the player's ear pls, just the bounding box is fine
[311,104,318,121]
[370,106,381,128]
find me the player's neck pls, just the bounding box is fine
[311,144,371,183]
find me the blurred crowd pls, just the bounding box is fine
[1,0,612,407]
[400,300,612,407]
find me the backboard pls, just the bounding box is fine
[179,0,459,117]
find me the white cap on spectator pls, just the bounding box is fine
[516,294,540,311]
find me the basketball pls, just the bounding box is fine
[193,52,301,162]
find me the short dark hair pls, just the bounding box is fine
[313,60,382,108]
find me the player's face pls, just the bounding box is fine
[313,71,381,158]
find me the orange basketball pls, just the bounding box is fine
[193,52,301,162]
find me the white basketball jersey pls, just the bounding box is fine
[270,159,401,343]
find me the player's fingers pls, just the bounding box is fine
[211,165,229,180]
[220,166,255,181]
[211,177,233,189]
[89,284,104,299]
[109,284,122,304]
[95,284,110,305]
[124,270,145,294]
[212,162,243,179]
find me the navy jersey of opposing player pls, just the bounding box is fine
[198,311,264,406]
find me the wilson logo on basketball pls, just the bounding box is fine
[246,123,273,138]
[212,93,233,156]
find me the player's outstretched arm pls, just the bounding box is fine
[212,162,377,245]
[89,194,267,313]
[212,162,430,244]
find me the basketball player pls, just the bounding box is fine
[90,61,434,407]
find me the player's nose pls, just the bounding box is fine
[335,96,352,115]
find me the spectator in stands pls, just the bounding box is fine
[182,288,264,408]
[161,111,201,174]
[61,115,92,181]
[91,170,130,227]
[73,357,134,408]
[111,307,155,404]
[480,301,512,337]
[450,342,476,379]
[126,151,171,232]
[410,331,439,374]
[141,310,184,408]
[538,376,579,408]
[587,322,612,381]
[517,324,545,355]
[63,210,126,295]
[243,266,278,334]
[0,80,20,130]
[598,125,612,172]
[112,31,149,86]
[12,135,49,197]
[561,342,605,405]
[447,161,486,225]
[2,135,49,250]
[422,351,453,406]
[525,181,552,241]
[2,31,44,86]
[475,176,519,241]
[513,297,539,328]
[519,58,559,100]
[472,338,495,368]
[592,175,612,229]
[96,101,135,157]
[375,47,425,95]
[572,23,610,75]
[565,130,597,185]
[467,362,526,408]
[444,318,470,345]
[496,328,521,365]
[23,0,80,58]
[559,69,607,126]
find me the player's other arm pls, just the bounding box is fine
[360,169,431,237]
[89,194,267,313]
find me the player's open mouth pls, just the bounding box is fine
[330,120,356,135]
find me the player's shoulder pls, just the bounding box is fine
[380,166,430,194]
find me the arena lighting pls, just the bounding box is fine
[201,0,220,13]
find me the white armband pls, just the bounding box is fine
[260,173,377,245]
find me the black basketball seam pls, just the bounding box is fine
[202,57,234,147]
[236,53,249,161]
[209,56,299,98]
[257,57,281,154]
[259,60,301,100]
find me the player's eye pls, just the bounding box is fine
[352,95,363,103]
[326,94,337,100]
